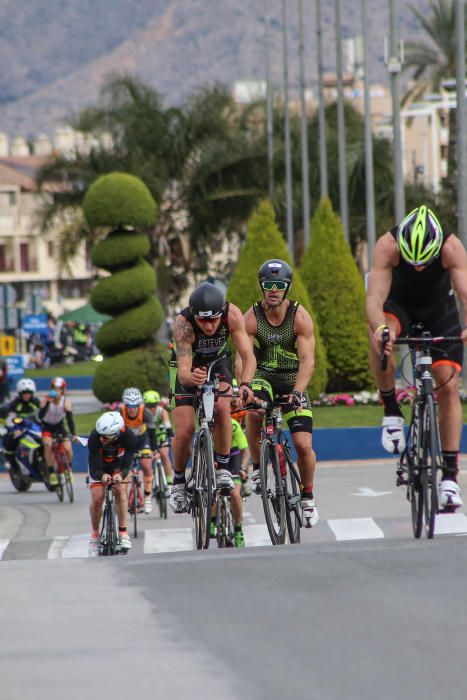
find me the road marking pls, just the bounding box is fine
[0,539,9,559]
[351,487,392,497]
[328,517,384,541]
[144,527,194,553]
[61,533,91,559]
[243,524,271,547]
[47,536,69,559]
[435,512,467,535]
[242,510,257,524]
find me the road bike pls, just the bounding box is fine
[381,324,461,539]
[182,356,231,550]
[128,454,143,538]
[246,398,302,545]
[52,434,74,503]
[152,448,168,519]
[99,483,120,556]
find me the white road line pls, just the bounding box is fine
[144,528,194,554]
[242,510,257,524]
[47,536,69,559]
[243,524,271,547]
[0,539,10,559]
[62,533,91,559]
[328,517,384,541]
[435,512,467,535]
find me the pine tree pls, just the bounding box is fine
[300,197,372,391]
[228,199,328,397]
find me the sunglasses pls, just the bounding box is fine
[100,434,119,443]
[261,280,288,291]
[195,314,222,323]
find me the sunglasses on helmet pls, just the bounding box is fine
[261,280,288,291]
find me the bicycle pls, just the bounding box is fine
[152,448,169,519]
[381,324,461,539]
[246,398,302,545]
[181,356,231,550]
[52,434,74,503]
[128,454,143,538]
[99,483,120,556]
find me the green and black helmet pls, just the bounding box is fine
[396,205,443,266]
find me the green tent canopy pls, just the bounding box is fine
[58,303,110,324]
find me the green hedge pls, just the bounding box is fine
[91,231,150,270]
[91,259,156,314]
[83,172,157,229]
[95,296,163,355]
[93,342,169,403]
[227,199,328,398]
[300,197,372,391]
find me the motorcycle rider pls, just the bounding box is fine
[1,379,41,471]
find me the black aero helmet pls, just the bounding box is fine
[189,282,225,318]
[258,259,293,296]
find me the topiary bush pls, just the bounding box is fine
[228,199,328,398]
[300,196,372,391]
[83,172,166,402]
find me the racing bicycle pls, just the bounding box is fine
[128,455,143,538]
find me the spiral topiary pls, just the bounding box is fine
[83,172,166,402]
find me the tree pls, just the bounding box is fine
[228,199,328,397]
[83,172,167,402]
[300,197,372,391]
[403,0,467,185]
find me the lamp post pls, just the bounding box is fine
[456,0,467,246]
[335,0,349,240]
[282,0,294,258]
[265,0,274,200]
[387,0,405,222]
[316,0,328,197]
[362,0,376,268]
[298,0,311,249]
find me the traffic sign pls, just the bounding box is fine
[22,313,48,334]
[5,354,24,377]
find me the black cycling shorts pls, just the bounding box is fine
[251,377,313,435]
[169,356,233,409]
[384,293,463,369]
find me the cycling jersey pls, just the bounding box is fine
[120,405,156,449]
[88,428,137,481]
[253,299,300,391]
[231,418,248,452]
[5,396,40,419]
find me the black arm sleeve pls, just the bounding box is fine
[38,402,48,420]
[88,431,105,481]
[65,410,76,435]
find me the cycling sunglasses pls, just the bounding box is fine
[99,433,119,443]
[261,280,288,291]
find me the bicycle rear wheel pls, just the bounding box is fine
[193,428,214,550]
[216,496,234,548]
[260,439,286,545]
[156,461,168,519]
[60,453,74,503]
[55,472,64,502]
[129,479,138,539]
[421,395,441,539]
[284,455,301,544]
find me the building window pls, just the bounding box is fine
[0,244,5,272]
[20,243,30,271]
[48,241,54,257]
[8,192,16,206]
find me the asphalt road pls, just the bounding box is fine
[1,460,467,699]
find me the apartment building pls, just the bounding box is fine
[0,143,95,318]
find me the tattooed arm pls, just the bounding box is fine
[173,314,196,386]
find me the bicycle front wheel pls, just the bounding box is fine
[216,495,234,548]
[193,428,214,550]
[260,440,286,545]
[129,480,138,539]
[421,395,441,539]
[284,455,301,544]
[156,461,168,519]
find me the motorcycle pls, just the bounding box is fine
[1,417,52,493]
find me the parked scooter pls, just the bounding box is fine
[1,417,52,493]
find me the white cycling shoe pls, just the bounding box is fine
[251,469,261,495]
[143,495,153,514]
[381,416,406,454]
[300,498,319,528]
[439,480,463,511]
[169,483,187,513]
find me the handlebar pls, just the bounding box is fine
[379,324,463,371]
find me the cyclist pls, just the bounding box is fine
[169,281,256,513]
[366,205,467,511]
[143,389,174,487]
[88,411,137,554]
[1,378,41,470]
[120,387,157,514]
[239,259,319,527]
[38,377,78,486]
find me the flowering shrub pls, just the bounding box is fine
[310,385,467,407]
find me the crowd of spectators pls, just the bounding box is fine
[27,316,98,369]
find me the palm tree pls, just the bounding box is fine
[403,0,466,183]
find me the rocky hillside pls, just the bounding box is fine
[0,0,431,137]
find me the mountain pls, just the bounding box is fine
[0,0,431,138]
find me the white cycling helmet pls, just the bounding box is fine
[17,378,36,394]
[96,411,125,438]
[122,387,143,407]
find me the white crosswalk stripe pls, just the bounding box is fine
[2,513,467,561]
